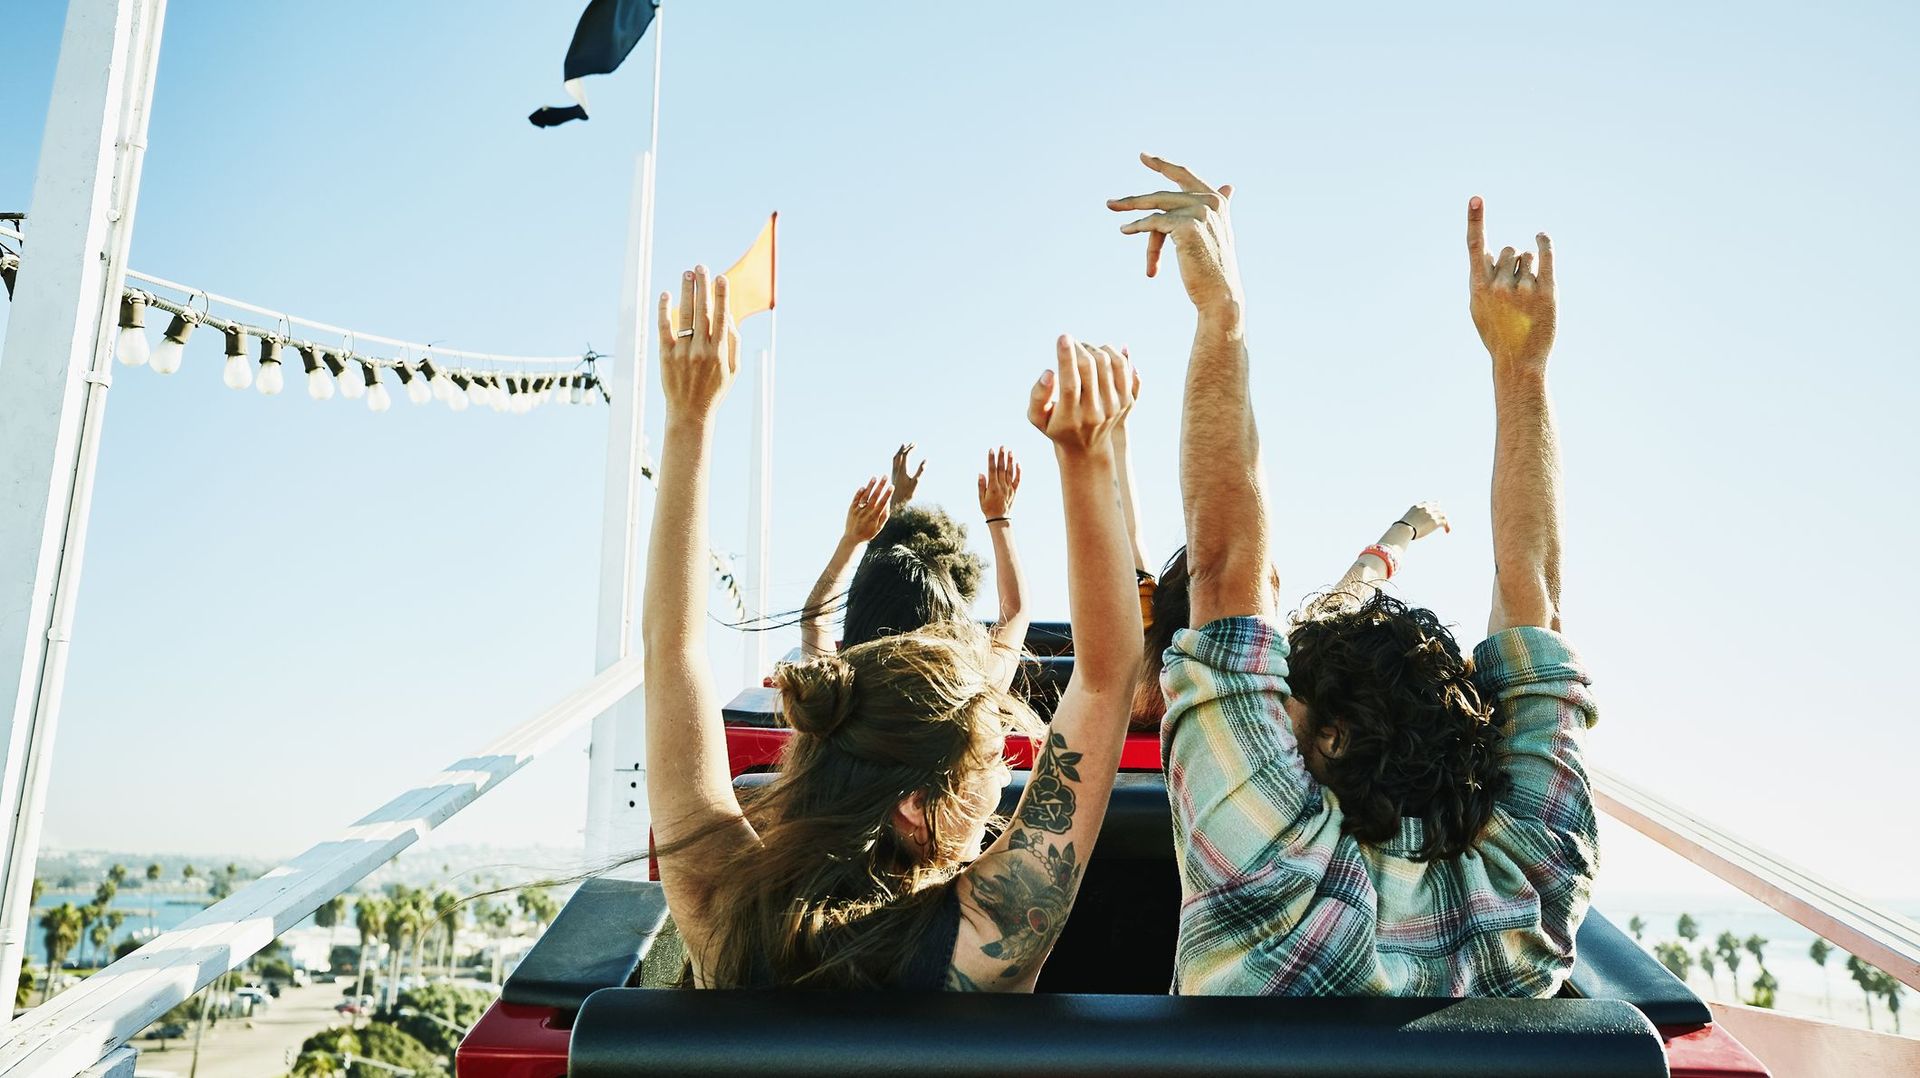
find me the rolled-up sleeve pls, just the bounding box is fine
[1473,627,1600,900]
[1161,616,1325,883]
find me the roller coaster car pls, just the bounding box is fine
[456,624,1770,1078]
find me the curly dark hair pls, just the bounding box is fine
[1285,592,1508,861]
[841,506,985,648]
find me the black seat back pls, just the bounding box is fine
[569,989,1668,1077]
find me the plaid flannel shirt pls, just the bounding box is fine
[1161,616,1599,996]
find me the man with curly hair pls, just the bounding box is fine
[1109,156,1596,996]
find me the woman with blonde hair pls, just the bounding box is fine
[643,264,1142,990]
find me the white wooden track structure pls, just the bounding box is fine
[0,2,1913,1075]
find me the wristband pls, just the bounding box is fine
[984,516,1010,525]
[1360,544,1399,578]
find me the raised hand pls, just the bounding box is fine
[1108,154,1242,320]
[1399,502,1451,541]
[977,447,1022,519]
[656,265,740,421]
[1028,338,1136,455]
[890,443,927,505]
[843,476,894,544]
[1467,197,1556,371]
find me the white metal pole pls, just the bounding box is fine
[585,8,664,864]
[0,0,165,1014]
[741,320,776,688]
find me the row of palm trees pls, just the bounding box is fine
[29,861,252,1007]
[315,883,562,1015]
[1630,912,1905,1031]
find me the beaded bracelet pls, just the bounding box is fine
[1360,543,1399,578]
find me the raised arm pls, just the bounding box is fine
[1111,370,1154,575]
[642,266,755,958]
[1467,197,1562,633]
[890,443,926,507]
[1109,155,1266,626]
[950,339,1141,992]
[976,447,1031,692]
[1331,502,1450,603]
[800,476,893,657]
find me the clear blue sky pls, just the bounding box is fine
[2,1,1915,900]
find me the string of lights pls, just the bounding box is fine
[1,219,607,415]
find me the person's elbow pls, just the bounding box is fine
[1491,571,1557,632]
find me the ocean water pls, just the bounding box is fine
[25,889,320,967]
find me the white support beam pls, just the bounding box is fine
[741,344,775,688]
[0,0,166,1015]
[1595,768,1920,991]
[0,656,644,1077]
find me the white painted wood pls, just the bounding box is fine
[585,9,664,866]
[75,1047,134,1078]
[1596,768,1920,991]
[0,656,643,1077]
[0,0,164,1016]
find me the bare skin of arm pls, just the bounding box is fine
[1331,502,1449,603]
[947,339,1142,992]
[1111,373,1154,575]
[641,265,757,974]
[800,476,893,657]
[1109,155,1267,626]
[1466,197,1563,633]
[977,447,1032,692]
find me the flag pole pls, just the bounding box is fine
[586,0,665,863]
[743,306,776,690]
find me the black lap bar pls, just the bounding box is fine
[501,877,669,1012]
[568,990,1668,1078]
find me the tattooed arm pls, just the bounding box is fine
[948,338,1142,991]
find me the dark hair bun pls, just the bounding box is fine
[869,506,983,602]
[775,656,858,737]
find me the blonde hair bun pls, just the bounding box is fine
[775,655,858,737]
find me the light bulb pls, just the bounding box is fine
[406,375,431,405]
[149,312,195,375]
[489,379,508,410]
[448,380,471,412]
[465,376,488,406]
[257,359,285,396]
[367,383,391,412]
[424,360,454,402]
[338,364,366,400]
[254,336,284,395]
[115,295,150,367]
[303,347,336,401]
[222,352,253,390]
[569,377,585,405]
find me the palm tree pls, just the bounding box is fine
[30,877,45,908]
[1676,913,1699,944]
[1715,931,1742,990]
[1653,942,1692,982]
[1697,948,1718,996]
[353,895,388,1006]
[1743,934,1768,971]
[1627,915,1646,943]
[315,895,348,973]
[181,864,196,883]
[434,890,461,976]
[145,863,162,884]
[1749,968,1779,1009]
[1847,955,1877,1030]
[1809,938,1834,1016]
[38,903,83,1003]
[107,864,129,888]
[1872,971,1904,1034]
[383,889,421,1010]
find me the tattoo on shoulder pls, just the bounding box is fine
[944,965,983,991]
[1018,732,1083,834]
[971,838,1081,974]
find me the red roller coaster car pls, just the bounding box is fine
[457,623,1767,1078]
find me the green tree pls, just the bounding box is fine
[1627,915,1646,942]
[515,889,558,930]
[38,903,83,1003]
[390,983,496,1058]
[1743,934,1768,971]
[316,894,349,973]
[433,890,461,976]
[353,896,390,1005]
[1847,955,1877,1030]
[107,864,129,888]
[1676,913,1699,944]
[30,877,45,908]
[1697,947,1718,996]
[1715,931,1742,990]
[1873,971,1904,1034]
[1809,938,1834,1016]
[1749,968,1779,1009]
[87,919,111,971]
[15,956,34,1010]
[145,863,162,884]
[181,864,197,881]
[1653,942,1693,982]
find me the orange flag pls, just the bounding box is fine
[721,212,777,322]
[671,213,776,331]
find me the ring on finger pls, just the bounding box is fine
[675,328,695,338]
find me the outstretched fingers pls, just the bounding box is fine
[1536,232,1555,290]
[1141,153,1216,194]
[1028,361,1058,433]
[656,291,673,351]
[1467,196,1488,280]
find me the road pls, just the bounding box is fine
[130,982,353,1078]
